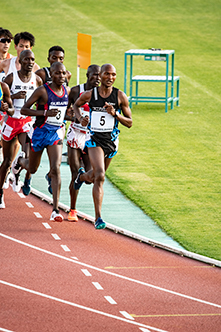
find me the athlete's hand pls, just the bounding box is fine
[80,115,89,127]
[47,108,59,117]
[104,102,115,117]
[12,91,27,100]
[1,101,9,112]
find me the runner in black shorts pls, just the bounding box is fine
[72,64,132,229]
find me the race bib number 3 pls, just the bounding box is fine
[46,106,66,126]
[91,111,114,132]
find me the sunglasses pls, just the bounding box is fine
[0,38,11,44]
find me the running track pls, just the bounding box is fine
[0,187,221,332]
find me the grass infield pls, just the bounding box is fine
[1,0,221,260]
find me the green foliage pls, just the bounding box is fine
[1,0,221,260]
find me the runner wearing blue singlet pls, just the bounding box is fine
[72,64,132,229]
[13,62,70,222]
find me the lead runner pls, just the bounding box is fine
[12,62,70,221]
[73,63,132,229]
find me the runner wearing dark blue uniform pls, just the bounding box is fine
[73,64,132,229]
[13,62,70,221]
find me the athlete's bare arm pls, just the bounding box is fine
[35,68,46,82]
[0,82,14,116]
[73,90,92,127]
[0,58,10,75]
[21,85,58,117]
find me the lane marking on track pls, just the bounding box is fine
[61,244,70,252]
[105,266,213,270]
[120,311,134,320]
[17,193,25,198]
[33,212,42,218]
[0,280,168,332]
[25,202,34,208]
[81,269,92,276]
[1,233,220,309]
[140,328,151,332]
[51,234,61,240]
[42,223,51,229]
[71,256,79,260]
[0,328,15,332]
[104,296,117,304]
[132,313,221,317]
[92,282,103,290]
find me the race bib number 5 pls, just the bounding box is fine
[91,111,115,132]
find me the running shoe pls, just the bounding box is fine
[3,172,10,189]
[11,151,25,175]
[50,210,63,222]
[0,191,5,209]
[68,209,78,222]
[95,217,106,230]
[74,167,85,190]
[12,173,21,193]
[45,173,53,195]
[22,177,32,196]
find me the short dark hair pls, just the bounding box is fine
[48,46,65,56]
[87,64,100,76]
[0,27,13,40]
[14,32,35,47]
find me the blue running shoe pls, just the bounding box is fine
[95,217,106,230]
[45,173,53,194]
[22,177,32,196]
[74,167,85,190]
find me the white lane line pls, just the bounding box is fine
[33,212,42,218]
[81,269,92,277]
[42,223,51,229]
[61,245,70,252]
[71,257,79,260]
[1,233,220,309]
[51,234,61,240]
[120,311,134,320]
[25,202,34,208]
[104,296,117,304]
[0,280,168,332]
[0,328,15,332]
[140,328,151,332]
[17,193,25,198]
[92,282,103,290]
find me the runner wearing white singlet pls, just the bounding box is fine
[66,64,100,221]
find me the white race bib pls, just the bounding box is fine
[91,111,114,132]
[46,105,66,126]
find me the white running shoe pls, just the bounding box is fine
[11,151,25,175]
[0,192,5,208]
[3,173,10,189]
[12,173,21,193]
[50,210,63,222]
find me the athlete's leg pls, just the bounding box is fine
[0,137,17,188]
[47,143,63,211]
[68,146,82,210]
[17,132,31,180]
[87,146,106,220]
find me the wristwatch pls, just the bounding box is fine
[115,111,120,118]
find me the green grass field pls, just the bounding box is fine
[1,0,221,260]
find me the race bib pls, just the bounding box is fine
[46,105,66,126]
[91,111,114,132]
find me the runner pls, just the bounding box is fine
[0,81,14,208]
[0,27,14,82]
[13,62,70,222]
[73,64,132,229]
[35,45,71,85]
[0,31,40,78]
[2,50,42,194]
[66,64,100,221]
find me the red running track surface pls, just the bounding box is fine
[0,187,221,332]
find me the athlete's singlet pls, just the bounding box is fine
[0,53,14,82]
[7,56,17,76]
[66,83,90,150]
[10,70,37,118]
[34,83,68,129]
[86,87,120,157]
